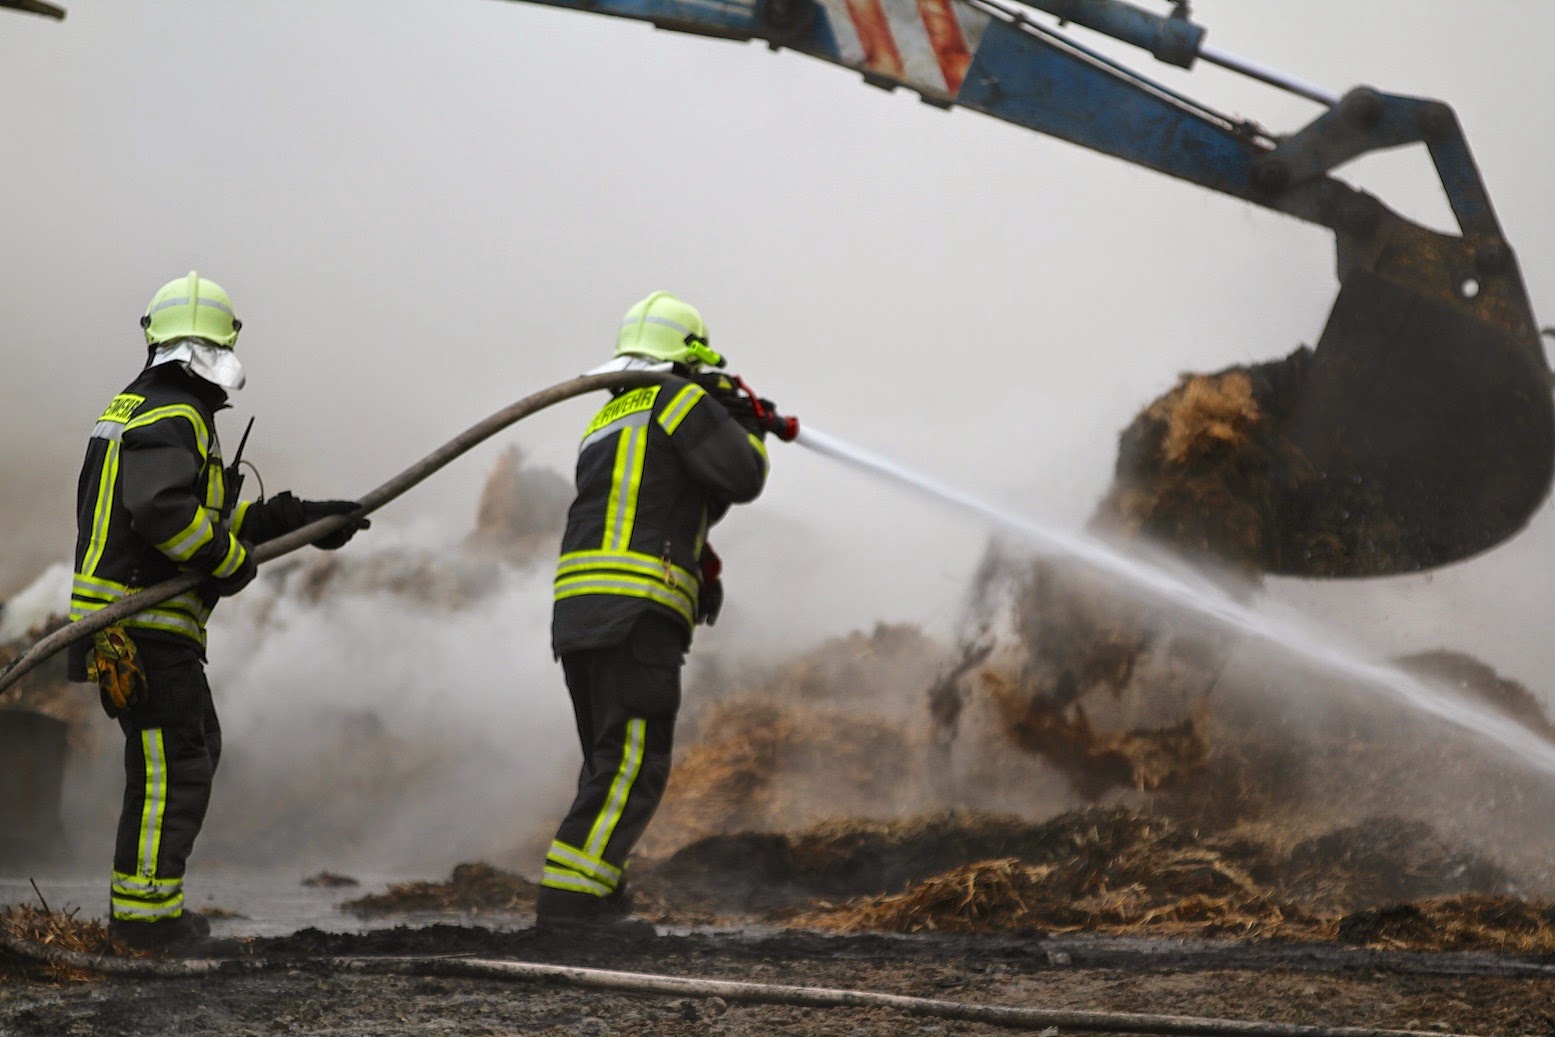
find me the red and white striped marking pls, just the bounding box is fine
[818,0,989,98]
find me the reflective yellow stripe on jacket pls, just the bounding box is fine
[70,574,213,646]
[74,391,225,650]
[554,549,698,628]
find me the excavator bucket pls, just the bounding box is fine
[1273,269,1555,578]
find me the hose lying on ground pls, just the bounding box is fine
[0,934,1482,1037]
[0,371,661,697]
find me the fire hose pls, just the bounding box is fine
[0,932,1481,1037]
[0,370,668,697]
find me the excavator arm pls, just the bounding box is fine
[0,1,65,19]
[500,0,1554,578]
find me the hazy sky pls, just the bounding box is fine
[5,1,1555,680]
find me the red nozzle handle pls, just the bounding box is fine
[733,375,800,443]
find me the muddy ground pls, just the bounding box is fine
[1,918,1554,1037]
[5,826,1555,1037]
[4,923,1555,1036]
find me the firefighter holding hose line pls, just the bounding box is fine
[537,291,795,930]
[69,272,370,955]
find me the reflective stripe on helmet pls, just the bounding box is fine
[614,291,718,367]
[146,294,236,317]
[143,271,241,348]
[624,313,694,337]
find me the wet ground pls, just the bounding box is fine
[7,805,1555,1036]
[5,921,1555,1036]
[5,862,1555,1037]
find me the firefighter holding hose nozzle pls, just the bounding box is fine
[69,272,370,955]
[537,291,795,931]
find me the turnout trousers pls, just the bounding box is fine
[111,646,221,924]
[540,612,683,902]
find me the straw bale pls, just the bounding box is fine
[932,353,1435,802]
[785,805,1518,946]
[1155,371,1259,466]
[1334,895,1555,954]
[1101,366,1290,575]
[657,805,1202,914]
[642,696,926,858]
[1101,351,1413,576]
[1279,817,1512,913]
[467,444,573,562]
[982,669,1208,796]
[0,905,122,984]
[796,854,1323,940]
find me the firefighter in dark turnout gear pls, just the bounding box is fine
[70,272,369,954]
[536,292,776,929]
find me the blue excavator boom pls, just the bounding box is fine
[498,0,1554,577]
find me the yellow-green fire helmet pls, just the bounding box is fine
[616,291,724,369]
[141,271,242,348]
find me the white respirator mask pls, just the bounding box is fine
[148,337,247,391]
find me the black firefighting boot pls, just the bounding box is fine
[109,910,240,957]
[602,879,633,918]
[534,886,653,937]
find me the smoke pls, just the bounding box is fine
[0,453,77,602]
[29,440,902,878]
[18,432,1555,898]
[15,444,581,877]
[4,1,1555,701]
[0,562,70,644]
[207,535,575,871]
[6,0,1555,900]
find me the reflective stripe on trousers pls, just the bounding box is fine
[110,729,184,922]
[111,656,221,924]
[541,718,646,896]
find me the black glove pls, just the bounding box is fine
[210,542,258,597]
[300,499,371,550]
[709,389,770,438]
[753,398,783,434]
[693,373,792,439]
[697,545,724,626]
[699,578,724,627]
[244,491,369,549]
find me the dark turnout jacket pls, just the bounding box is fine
[551,375,768,655]
[69,364,250,678]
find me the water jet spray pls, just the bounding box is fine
[793,425,1555,781]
